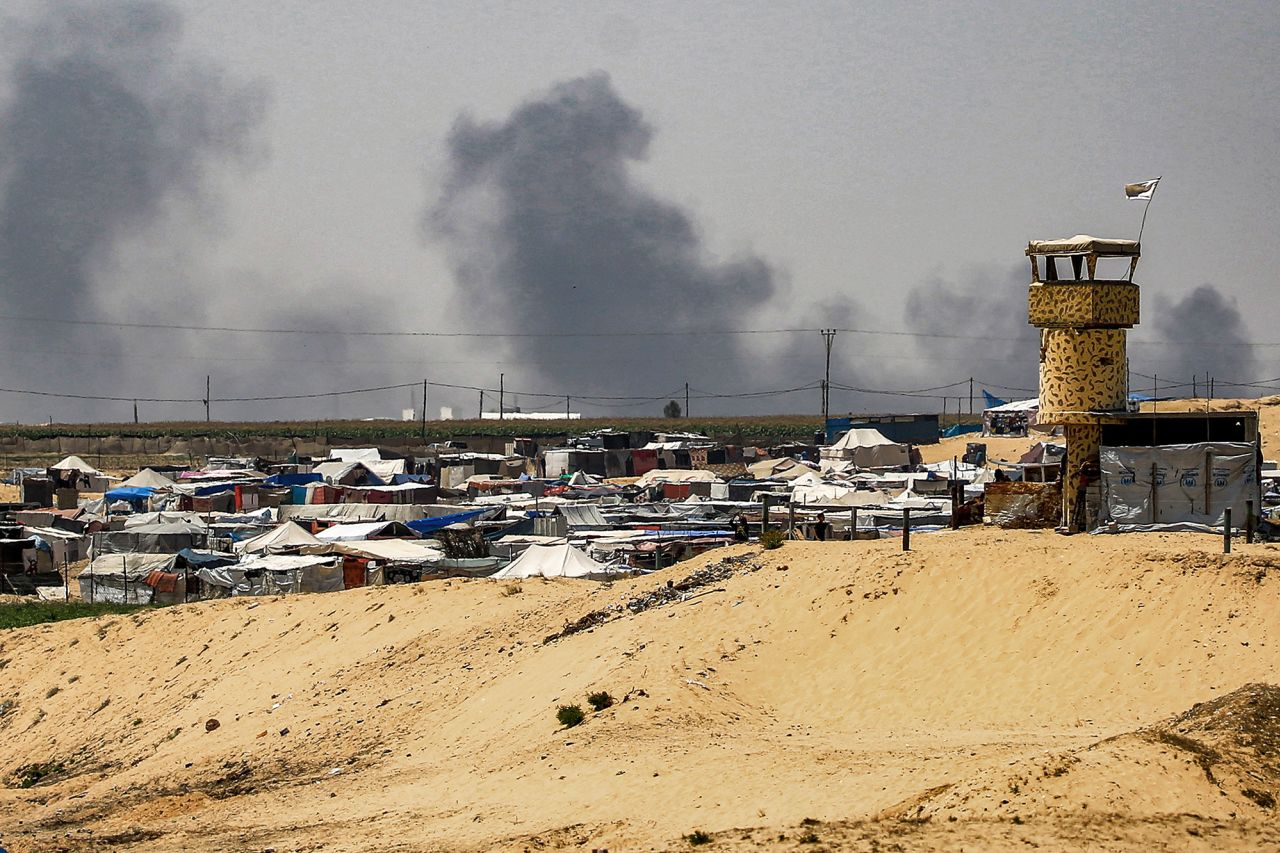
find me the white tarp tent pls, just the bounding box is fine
[235,522,324,555]
[314,520,410,542]
[1099,442,1258,529]
[49,455,101,475]
[118,468,176,489]
[490,543,614,580]
[821,428,910,470]
[196,554,342,597]
[78,553,180,604]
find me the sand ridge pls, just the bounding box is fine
[0,530,1275,850]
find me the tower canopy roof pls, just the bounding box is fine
[1026,235,1140,257]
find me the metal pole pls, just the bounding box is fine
[902,508,911,551]
[1224,507,1232,553]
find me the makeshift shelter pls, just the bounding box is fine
[78,553,184,604]
[983,399,1039,437]
[1099,442,1259,529]
[821,428,910,470]
[118,468,175,489]
[314,520,417,542]
[234,522,324,555]
[490,543,614,580]
[49,456,100,476]
[634,468,718,488]
[92,522,206,556]
[195,554,342,597]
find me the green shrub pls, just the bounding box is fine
[587,691,614,712]
[556,704,585,728]
[14,761,65,788]
[759,529,785,550]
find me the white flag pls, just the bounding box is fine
[1125,177,1161,200]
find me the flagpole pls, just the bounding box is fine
[1136,176,1161,245]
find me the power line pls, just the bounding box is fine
[11,311,1280,348]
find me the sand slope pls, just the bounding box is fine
[0,530,1276,850]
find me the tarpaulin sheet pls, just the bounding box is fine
[406,508,496,535]
[1100,442,1257,527]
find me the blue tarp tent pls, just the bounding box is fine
[406,508,492,535]
[104,486,154,509]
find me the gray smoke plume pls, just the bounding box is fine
[0,2,266,421]
[901,265,1040,403]
[428,73,796,415]
[1148,285,1257,395]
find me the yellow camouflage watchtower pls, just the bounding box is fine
[1026,235,1141,530]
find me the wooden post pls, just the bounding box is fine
[850,506,857,540]
[950,479,961,530]
[1150,462,1159,523]
[902,508,911,551]
[761,494,771,531]
[1224,507,1232,553]
[1246,500,1255,544]
[788,500,796,540]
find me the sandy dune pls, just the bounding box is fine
[0,530,1276,851]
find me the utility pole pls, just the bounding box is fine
[420,379,428,441]
[565,395,570,420]
[684,382,690,419]
[968,377,974,414]
[821,329,837,427]
[205,375,211,422]
[1193,374,1198,398]
[478,390,484,419]
[499,373,505,420]
[133,400,138,424]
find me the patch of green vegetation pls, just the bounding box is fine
[0,602,153,631]
[556,704,585,729]
[686,829,713,845]
[759,529,785,550]
[13,760,66,788]
[587,691,614,712]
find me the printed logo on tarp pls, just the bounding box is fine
[1119,466,1136,485]
[1153,467,1167,487]
[1179,467,1200,488]
[1212,467,1231,488]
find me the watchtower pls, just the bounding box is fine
[1025,235,1141,530]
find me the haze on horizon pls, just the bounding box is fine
[0,0,1275,423]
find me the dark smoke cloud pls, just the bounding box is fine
[0,2,266,421]
[901,265,1040,402]
[1148,284,1256,393]
[428,73,800,415]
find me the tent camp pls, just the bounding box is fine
[490,543,614,580]
[821,429,910,470]
[234,522,324,555]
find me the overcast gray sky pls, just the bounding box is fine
[1,0,1276,422]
